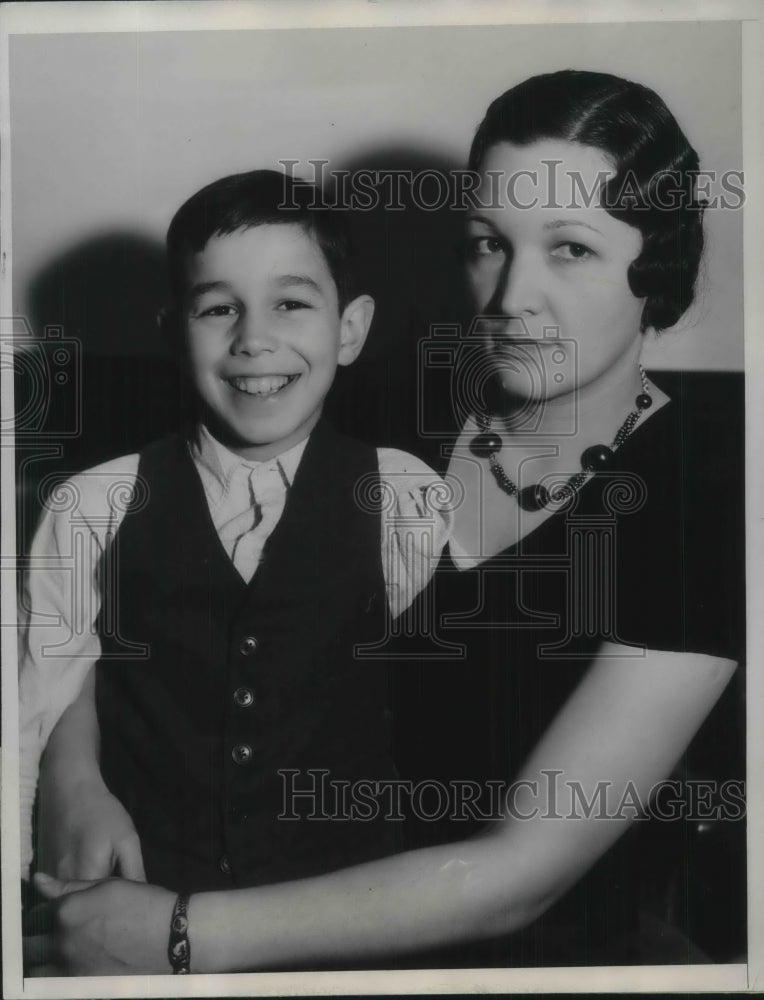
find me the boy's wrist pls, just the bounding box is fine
[39,757,108,803]
[40,751,104,785]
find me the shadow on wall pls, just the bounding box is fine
[16,232,194,551]
[27,232,169,358]
[325,148,473,458]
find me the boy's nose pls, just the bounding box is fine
[495,252,543,319]
[230,315,278,355]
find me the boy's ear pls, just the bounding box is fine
[338,294,375,367]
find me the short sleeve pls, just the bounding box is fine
[607,400,744,663]
[376,448,453,619]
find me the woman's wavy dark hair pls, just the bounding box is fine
[468,70,705,332]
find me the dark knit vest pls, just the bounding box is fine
[95,422,398,892]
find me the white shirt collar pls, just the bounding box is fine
[189,424,309,503]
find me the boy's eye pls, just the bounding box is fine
[195,304,238,318]
[464,235,506,259]
[550,242,594,262]
[276,299,311,311]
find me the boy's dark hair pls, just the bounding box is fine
[166,169,356,309]
[469,70,705,332]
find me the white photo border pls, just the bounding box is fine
[1,1,761,996]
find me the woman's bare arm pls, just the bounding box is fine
[186,644,734,971]
[28,643,734,974]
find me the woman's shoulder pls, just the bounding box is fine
[643,370,743,459]
[611,370,744,661]
[616,371,742,499]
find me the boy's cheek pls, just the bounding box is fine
[184,333,218,370]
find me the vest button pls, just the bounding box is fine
[219,854,233,875]
[233,686,255,708]
[231,743,253,765]
[239,636,258,656]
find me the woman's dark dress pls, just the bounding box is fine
[391,374,745,965]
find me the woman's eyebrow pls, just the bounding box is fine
[543,219,603,235]
[465,214,498,228]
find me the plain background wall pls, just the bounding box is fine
[9,20,742,369]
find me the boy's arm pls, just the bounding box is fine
[19,458,141,881]
[36,668,145,882]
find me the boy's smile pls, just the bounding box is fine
[180,224,372,461]
[227,374,299,397]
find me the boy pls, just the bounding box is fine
[19,170,448,895]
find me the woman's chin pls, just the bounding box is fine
[489,375,551,411]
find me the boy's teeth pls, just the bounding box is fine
[230,375,292,396]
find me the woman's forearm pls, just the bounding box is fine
[26,647,733,974]
[190,834,548,972]
[189,645,735,973]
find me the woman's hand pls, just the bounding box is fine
[37,778,146,882]
[24,873,175,976]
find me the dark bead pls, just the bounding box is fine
[470,432,502,457]
[517,483,550,511]
[581,445,614,471]
[636,393,653,410]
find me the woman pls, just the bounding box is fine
[24,70,743,973]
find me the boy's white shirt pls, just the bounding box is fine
[18,427,452,878]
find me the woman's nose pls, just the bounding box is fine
[496,252,543,317]
[230,313,278,355]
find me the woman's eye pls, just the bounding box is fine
[465,236,506,259]
[550,242,593,262]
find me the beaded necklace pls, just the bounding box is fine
[470,366,653,512]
